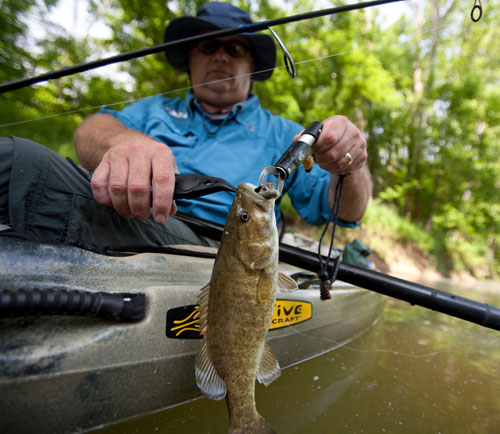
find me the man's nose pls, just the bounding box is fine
[212,45,230,61]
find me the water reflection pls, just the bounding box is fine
[95,283,500,434]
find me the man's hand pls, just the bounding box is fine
[309,115,367,175]
[74,114,178,223]
[90,134,178,223]
[294,115,372,222]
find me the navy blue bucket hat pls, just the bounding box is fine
[164,2,276,81]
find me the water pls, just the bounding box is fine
[96,281,500,434]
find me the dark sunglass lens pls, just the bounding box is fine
[225,41,248,57]
[196,40,249,58]
[197,40,219,55]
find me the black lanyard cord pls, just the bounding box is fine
[317,174,347,300]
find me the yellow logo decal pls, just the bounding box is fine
[166,300,312,339]
[171,305,200,336]
[270,300,312,330]
[166,305,201,338]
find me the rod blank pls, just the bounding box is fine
[0,0,406,94]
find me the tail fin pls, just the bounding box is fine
[255,415,276,434]
[228,414,275,434]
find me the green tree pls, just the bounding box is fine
[375,0,500,276]
[1,0,499,276]
[0,0,129,157]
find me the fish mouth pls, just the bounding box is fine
[254,182,280,200]
[238,182,280,201]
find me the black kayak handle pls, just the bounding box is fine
[0,288,145,322]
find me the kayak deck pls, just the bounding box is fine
[0,236,385,434]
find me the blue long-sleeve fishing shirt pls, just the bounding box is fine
[102,91,356,227]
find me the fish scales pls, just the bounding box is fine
[195,182,297,434]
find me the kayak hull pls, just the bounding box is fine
[0,236,385,433]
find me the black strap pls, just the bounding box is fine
[317,174,347,300]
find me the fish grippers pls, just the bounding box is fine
[173,174,237,200]
[65,158,237,200]
[258,121,323,193]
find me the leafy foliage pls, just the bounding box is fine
[1,0,499,277]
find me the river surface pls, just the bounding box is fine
[96,280,500,434]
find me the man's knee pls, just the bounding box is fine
[0,136,15,169]
[0,137,15,224]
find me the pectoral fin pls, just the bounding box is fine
[195,338,227,400]
[256,342,281,386]
[278,272,298,292]
[257,275,274,304]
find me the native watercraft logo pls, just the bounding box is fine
[166,304,201,339]
[270,300,312,330]
[166,300,312,339]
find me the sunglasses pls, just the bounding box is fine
[195,39,250,58]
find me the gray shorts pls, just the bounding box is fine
[0,137,217,251]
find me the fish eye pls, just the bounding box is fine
[240,211,250,222]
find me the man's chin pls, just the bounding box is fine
[210,81,231,89]
[193,88,226,105]
[200,84,232,96]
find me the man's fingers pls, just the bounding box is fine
[151,152,177,222]
[127,150,153,219]
[90,161,113,207]
[169,201,178,217]
[312,115,367,175]
[316,144,366,174]
[313,115,349,156]
[107,156,133,218]
[89,139,178,222]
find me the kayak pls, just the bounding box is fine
[0,234,385,434]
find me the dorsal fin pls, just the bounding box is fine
[278,272,298,292]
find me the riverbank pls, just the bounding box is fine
[286,218,478,286]
[281,195,499,285]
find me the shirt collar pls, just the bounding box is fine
[184,91,259,124]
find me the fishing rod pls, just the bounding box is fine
[175,213,500,332]
[0,0,406,94]
[280,244,500,332]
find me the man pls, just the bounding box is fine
[0,2,371,251]
[75,2,370,225]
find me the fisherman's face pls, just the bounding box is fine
[188,35,255,108]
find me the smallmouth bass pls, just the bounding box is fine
[195,182,297,433]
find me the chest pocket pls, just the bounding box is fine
[145,111,198,148]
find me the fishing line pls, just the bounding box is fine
[0,47,371,128]
[0,28,433,129]
[288,323,500,359]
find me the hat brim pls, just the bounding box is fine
[164,16,276,81]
